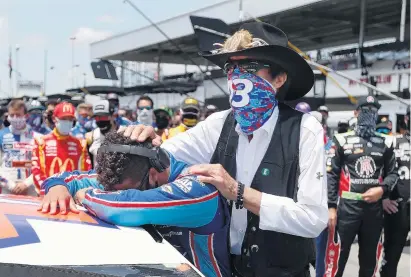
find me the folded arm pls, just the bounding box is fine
[81,176,220,228]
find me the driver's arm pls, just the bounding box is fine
[81,175,220,228]
[42,170,103,196]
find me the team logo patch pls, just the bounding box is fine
[353,148,364,154]
[174,178,193,193]
[344,149,352,155]
[370,152,383,157]
[355,156,376,178]
[366,96,375,103]
[367,142,372,147]
[261,168,270,176]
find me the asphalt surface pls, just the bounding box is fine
[311,243,410,276]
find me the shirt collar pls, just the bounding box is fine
[235,107,279,136]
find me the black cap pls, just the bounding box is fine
[338,119,349,126]
[356,96,381,110]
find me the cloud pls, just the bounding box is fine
[72,27,112,44]
[97,15,123,24]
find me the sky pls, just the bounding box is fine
[0,0,227,98]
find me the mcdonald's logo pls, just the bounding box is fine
[63,104,73,113]
[49,158,75,176]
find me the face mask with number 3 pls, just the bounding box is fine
[228,67,278,135]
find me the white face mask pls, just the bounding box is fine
[56,119,73,135]
[8,115,26,131]
[137,109,153,125]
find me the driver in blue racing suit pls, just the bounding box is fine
[40,131,230,277]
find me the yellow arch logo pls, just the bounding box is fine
[62,104,73,113]
[49,158,75,176]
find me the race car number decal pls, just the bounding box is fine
[0,200,118,249]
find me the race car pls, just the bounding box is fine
[0,194,205,277]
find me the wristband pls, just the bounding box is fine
[235,182,245,209]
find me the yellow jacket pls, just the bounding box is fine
[162,124,188,141]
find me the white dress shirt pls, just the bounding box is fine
[162,108,328,254]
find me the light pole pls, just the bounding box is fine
[70,37,76,88]
[83,73,87,87]
[15,45,20,96]
[74,64,80,88]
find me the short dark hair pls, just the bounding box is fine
[46,100,58,108]
[96,131,152,191]
[136,95,154,108]
[8,99,27,113]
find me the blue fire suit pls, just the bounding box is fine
[42,156,231,277]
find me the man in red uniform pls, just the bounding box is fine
[32,102,91,194]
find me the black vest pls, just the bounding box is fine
[210,103,314,277]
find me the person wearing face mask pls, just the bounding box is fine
[154,107,171,139]
[44,100,58,131]
[380,106,410,277]
[32,102,91,194]
[71,103,96,139]
[85,100,116,168]
[27,100,51,135]
[0,99,39,196]
[327,96,398,277]
[136,95,155,126]
[118,22,327,277]
[164,97,200,141]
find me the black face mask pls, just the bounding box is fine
[96,120,112,134]
[3,117,10,127]
[156,116,169,129]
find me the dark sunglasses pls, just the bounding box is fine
[223,59,272,75]
[138,106,153,111]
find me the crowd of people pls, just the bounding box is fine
[0,93,217,196]
[0,21,409,277]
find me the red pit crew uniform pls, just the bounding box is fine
[327,131,398,277]
[32,129,91,194]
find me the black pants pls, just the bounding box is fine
[380,201,410,277]
[336,200,383,277]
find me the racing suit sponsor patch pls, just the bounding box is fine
[173,178,193,193]
[370,137,383,144]
[347,137,360,144]
[46,140,57,146]
[344,149,352,155]
[371,152,383,157]
[355,156,376,178]
[161,184,173,194]
[343,144,353,150]
[353,148,364,154]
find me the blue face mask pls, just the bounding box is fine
[56,119,73,135]
[27,113,43,129]
[228,67,278,135]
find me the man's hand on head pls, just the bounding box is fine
[118,124,162,146]
[38,185,79,215]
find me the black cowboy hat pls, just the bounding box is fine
[200,22,314,101]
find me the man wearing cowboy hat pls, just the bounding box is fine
[60,22,328,277]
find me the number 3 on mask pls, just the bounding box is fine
[228,79,253,108]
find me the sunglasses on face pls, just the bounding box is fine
[138,106,153,111]
[360,106,378,113]
[223,59,272,75]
